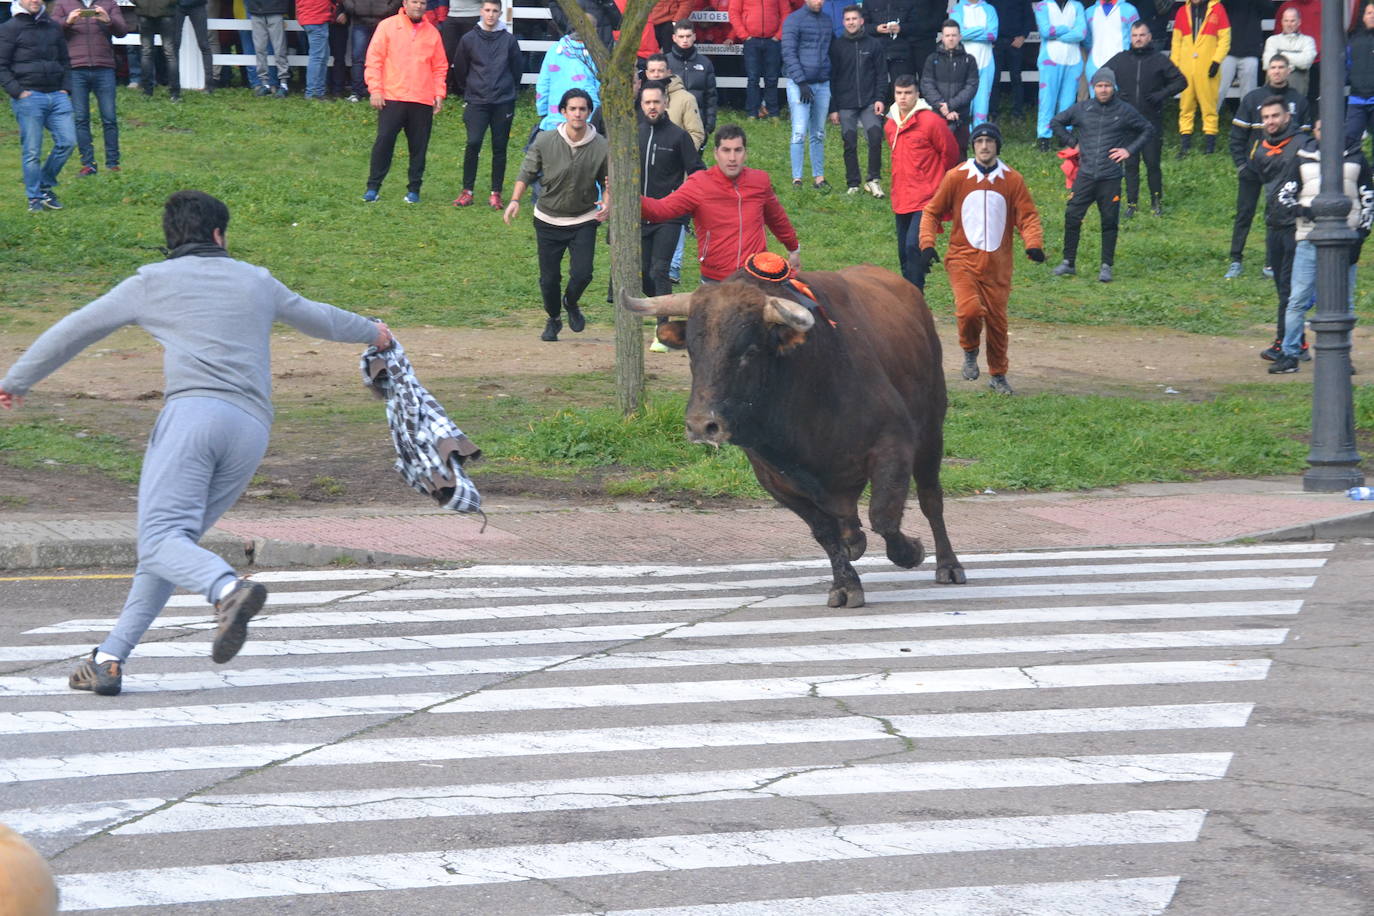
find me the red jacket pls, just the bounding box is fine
[728,0,790,41]
[885,102,960,215]
[640,166,799,281]
[295,0,338,25]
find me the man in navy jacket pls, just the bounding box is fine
[0,0,76,212]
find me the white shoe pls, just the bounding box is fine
[864,179,884,199]
[846,186,860,195]
[649,338,669,353]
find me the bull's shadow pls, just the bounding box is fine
[621,264,967,607]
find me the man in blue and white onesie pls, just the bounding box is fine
[1084,0,1140,72]
[0,191,393,696]
[1033,0,1087,145]
[949,0,998,126]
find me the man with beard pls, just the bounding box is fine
[1107,20,1186,217]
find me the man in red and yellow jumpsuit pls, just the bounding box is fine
[1171,0,1231,154]
[919,122,1044,395]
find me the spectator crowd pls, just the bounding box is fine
[1,0,1371,383]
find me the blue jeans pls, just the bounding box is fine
[895,210,926,290]
[99,397,270,661]
[786,80,830,181]
[1282,239,1358,357]
[351,22,378,96]
[303,23,329,97]
[743,37,781,116]
[70,67,119,169]
[10,90,76,200]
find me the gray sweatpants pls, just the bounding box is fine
[99,397,269,661]
[251,14,288,89]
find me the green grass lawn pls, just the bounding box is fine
[1,89,1369,499]
[0,89,1342,335]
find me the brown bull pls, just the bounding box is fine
[622,264,966,607]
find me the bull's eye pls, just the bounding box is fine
[738,343,760,366]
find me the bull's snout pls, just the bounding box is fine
[686,411,729,446]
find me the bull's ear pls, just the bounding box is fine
[656,320,687,350]
[772,325,809,354]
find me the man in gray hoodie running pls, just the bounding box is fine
[0,190,393,696]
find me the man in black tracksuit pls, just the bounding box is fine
[1107,21,1186,218]
[829,4,888,195]
[1246,97,1307,360]
[666,22,717,147]
[1049,65,1152,283]
[863,0,921,86]
[1223,53,1310,278]
[451,0,523,208]
[921,21,979,153]
[637,82,703,300]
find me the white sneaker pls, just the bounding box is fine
[846,186,860,196]
[864,179,884,199]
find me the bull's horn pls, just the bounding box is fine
[619,290,694,317]
[763,296,816,331]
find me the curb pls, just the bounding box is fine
[1241,508,1374,543]
[0,534,437,572]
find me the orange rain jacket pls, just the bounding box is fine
[365,8,448,104]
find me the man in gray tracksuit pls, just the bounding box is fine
[0,191,393,696]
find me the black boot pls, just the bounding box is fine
[1037,137,1051,153]
[1203,134,1217,155]
[1176,134,1192,159]
[1124,201,1138,219]
[1150,193,1163,217]
[540,316,562,342]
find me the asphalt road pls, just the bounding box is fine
[2,541,1372,915]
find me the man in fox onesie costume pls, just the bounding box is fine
[919,121,1045,395]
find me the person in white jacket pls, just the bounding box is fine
[1262,7,1316,94]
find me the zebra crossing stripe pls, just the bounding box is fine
[0,629,1289,698]
[53,809,1208,909]
[0,600,1304,664]
[99,753,1231,836]
[242,541,1332,582]
[0,798,167,838]
[601,876,1183,915]
[0,703,1253,782]
[0,660,1269,735]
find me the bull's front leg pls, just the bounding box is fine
[914,448,966,584]
[752,460,865,607]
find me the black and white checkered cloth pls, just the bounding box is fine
[362,340,485,525]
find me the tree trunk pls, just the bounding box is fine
[554,0,655,415]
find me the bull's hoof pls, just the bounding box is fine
[885,534,925,569]
[936,562,967,584]
[827,584,866,608]
[844,530,868,561]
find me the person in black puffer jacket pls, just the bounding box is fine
[0,0,76,211]
[1107,20,1186,216]
[921,20,979,152]
[1049,65,1152,282]
[667,22,717,145]
[1348,0,1374,159]
[1246,97,1306,359]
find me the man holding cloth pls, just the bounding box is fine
[1049,66,1152,282]
[362,0,447,203]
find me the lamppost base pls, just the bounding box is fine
[1302,465,1365,492]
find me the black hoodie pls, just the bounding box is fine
[1247,120,1307,227]
[453,22,522,105]
[637,110,704,226]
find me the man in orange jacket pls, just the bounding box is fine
[362,0,447,203]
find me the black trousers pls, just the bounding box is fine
[328,21,349,95]
[642,221,680,298]
[535,217,599,317]
[1124,122,1163,204]
[1229,168,1262,262]
[1062,175,1122,266]
[440,17,477,93]
[837,107,883,187]
[368,100,433,194]
[1265,225,1297,339]
[462,100,515,193]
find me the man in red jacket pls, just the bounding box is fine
[362,0,446,203]
[885,73,959,291]
[729,0,791,118]
[639,123,800,282]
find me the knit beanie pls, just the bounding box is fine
[1091,66,1117,87]
[969,121,1002,152]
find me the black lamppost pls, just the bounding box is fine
[1302,0,1364,491]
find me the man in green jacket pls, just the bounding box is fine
[503,88,610,342]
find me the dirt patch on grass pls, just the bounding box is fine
[2,319,1368,516]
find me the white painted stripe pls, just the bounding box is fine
[335,570,1320,604]
[0,704,1253,782]
[114,753,1231,835]
[55,810,1208,909]
[1,798,166,838]
[159,589,363,608]
[602,876,1182,916]
[243,542,1333,582]
[0,660,1268,735]
[428,659,1272,715]
[0,630,1287,698]
[24,596,764,636]
[0,600,1304,663]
